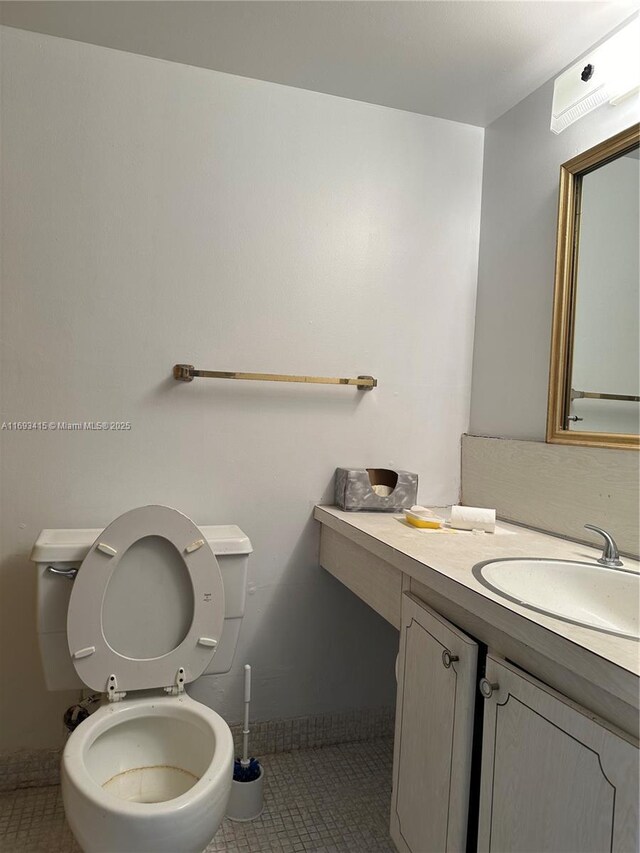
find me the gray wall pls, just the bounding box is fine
[0,27,484,750]
[469,78,639,440]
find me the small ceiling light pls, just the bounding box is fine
[550,17,639,133]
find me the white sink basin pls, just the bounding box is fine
[473,558,639,640]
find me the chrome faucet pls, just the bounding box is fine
[584,525,624,567]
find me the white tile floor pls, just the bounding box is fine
[0,739,395,852]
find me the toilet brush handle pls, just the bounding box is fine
[244,664,252,704]
[242,665,251,765]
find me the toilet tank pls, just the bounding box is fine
[30,524,252,691]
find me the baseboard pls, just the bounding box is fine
[229,706,395,758]
[0,748,62,792]
[0,705,395,792]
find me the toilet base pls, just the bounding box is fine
[63,774,232,853]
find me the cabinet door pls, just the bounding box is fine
[391,592,478,853]
[477,654,639,853]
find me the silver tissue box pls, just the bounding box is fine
[334,468,418,512]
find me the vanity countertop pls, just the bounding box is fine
[314,505,640,688]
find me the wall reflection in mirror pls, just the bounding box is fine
[548,124,640,449]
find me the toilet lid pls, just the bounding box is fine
[67,505,225,695]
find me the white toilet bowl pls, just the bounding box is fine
[61,693,234,853]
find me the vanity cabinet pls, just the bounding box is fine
[477,655,639,853]
[315,510,640,853]
[391,593,478,853]
[392,625,639,853]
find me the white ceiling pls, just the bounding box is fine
[1,1,638,126]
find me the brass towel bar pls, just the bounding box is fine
[571,388,640,403]
[173,364,377,390]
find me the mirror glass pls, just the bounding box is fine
[569,147,639,435]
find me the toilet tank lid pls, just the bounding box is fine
[30,523,252,563]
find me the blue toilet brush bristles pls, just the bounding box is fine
[233,756,261,783]
[233,665,262,783]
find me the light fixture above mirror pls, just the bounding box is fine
[550,17,640,134]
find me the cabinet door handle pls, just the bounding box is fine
[479,678,499,698]
[442,649,459,668]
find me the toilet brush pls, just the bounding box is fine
[226,665,264,821]
[234,665,261,782]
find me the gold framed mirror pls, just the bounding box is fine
[547,123,640,450]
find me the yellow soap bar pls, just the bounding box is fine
[405,515,443,529]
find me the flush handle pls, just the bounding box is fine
[46,566,78,581]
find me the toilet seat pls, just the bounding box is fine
[67,505,225,696]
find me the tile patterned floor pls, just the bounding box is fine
[0,739,395,852]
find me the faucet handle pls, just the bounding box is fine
[584,525,624,567]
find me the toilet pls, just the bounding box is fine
[30,505,253,853]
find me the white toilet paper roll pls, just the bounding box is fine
[450,505,496,533]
